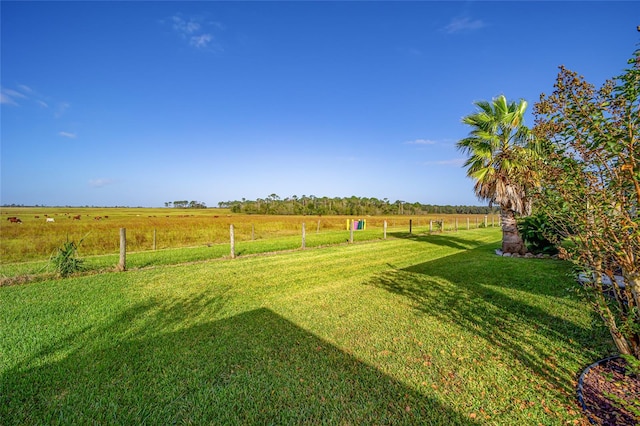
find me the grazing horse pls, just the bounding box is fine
[46,218,55,223]
[8,217,22,223]
[73,215,81,220]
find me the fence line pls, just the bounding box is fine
[111,216,501,269]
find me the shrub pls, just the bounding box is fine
[533,46,640,360]
[50,237,85,277]
[517,213,559,255]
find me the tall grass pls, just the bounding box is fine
[1,207,498,263]
[0,228,613,424]
[49,237,85,277]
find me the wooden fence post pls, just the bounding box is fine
[484,215,488,228]
[118,228,126,271]
[251,224,255,241]
[153,229,157,251]
[302,222,306,249]
[429,220,433,233]
[230,224,235,259]
[383,220,387,239]
[409,219,412,235]
[455,218,458,232]
[467,217,470,230]
[350,223,354,243]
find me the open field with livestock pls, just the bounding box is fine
[0,227,613,424]
[0,207,498,264]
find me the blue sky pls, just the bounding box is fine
[1,1,638,207]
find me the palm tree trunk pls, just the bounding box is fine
[500,207,526,254]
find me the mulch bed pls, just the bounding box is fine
[579,356,640,425]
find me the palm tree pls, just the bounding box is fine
[457,95,535,254]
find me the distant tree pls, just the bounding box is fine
[457,95,536,254]
[187,201,206,209]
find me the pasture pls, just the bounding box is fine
[0,227,612,424]
[0,207,498,264]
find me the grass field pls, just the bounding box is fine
[0,227,613,424]
[0,207,498,264]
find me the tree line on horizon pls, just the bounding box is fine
[216,195,498,216]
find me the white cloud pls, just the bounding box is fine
[59,131,77,138]
[172,16,200,34]
[1,87,27,105]
[3,88,27,99]
[2,85,63,115]
[89,178,115,188]
[167,14,222,51]
[444,17,486,34]
[190,33,212,49]
[18,84,33,94]
[1,92,18,105]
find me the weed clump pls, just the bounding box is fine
[50,237,85,277]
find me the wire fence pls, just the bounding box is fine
[0,213,502,280]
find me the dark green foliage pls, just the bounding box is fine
[219,195,499,216]
[166,200,207,208]
[50,237,84,277]
[517,213,559,254]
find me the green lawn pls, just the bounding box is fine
[0,228,613,424]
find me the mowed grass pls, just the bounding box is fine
[0,228,613,424]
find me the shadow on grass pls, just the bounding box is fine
[1,301,477,425]
[388,231,499,251]
[367,246,612,396]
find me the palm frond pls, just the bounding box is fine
[457,94,535,215]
